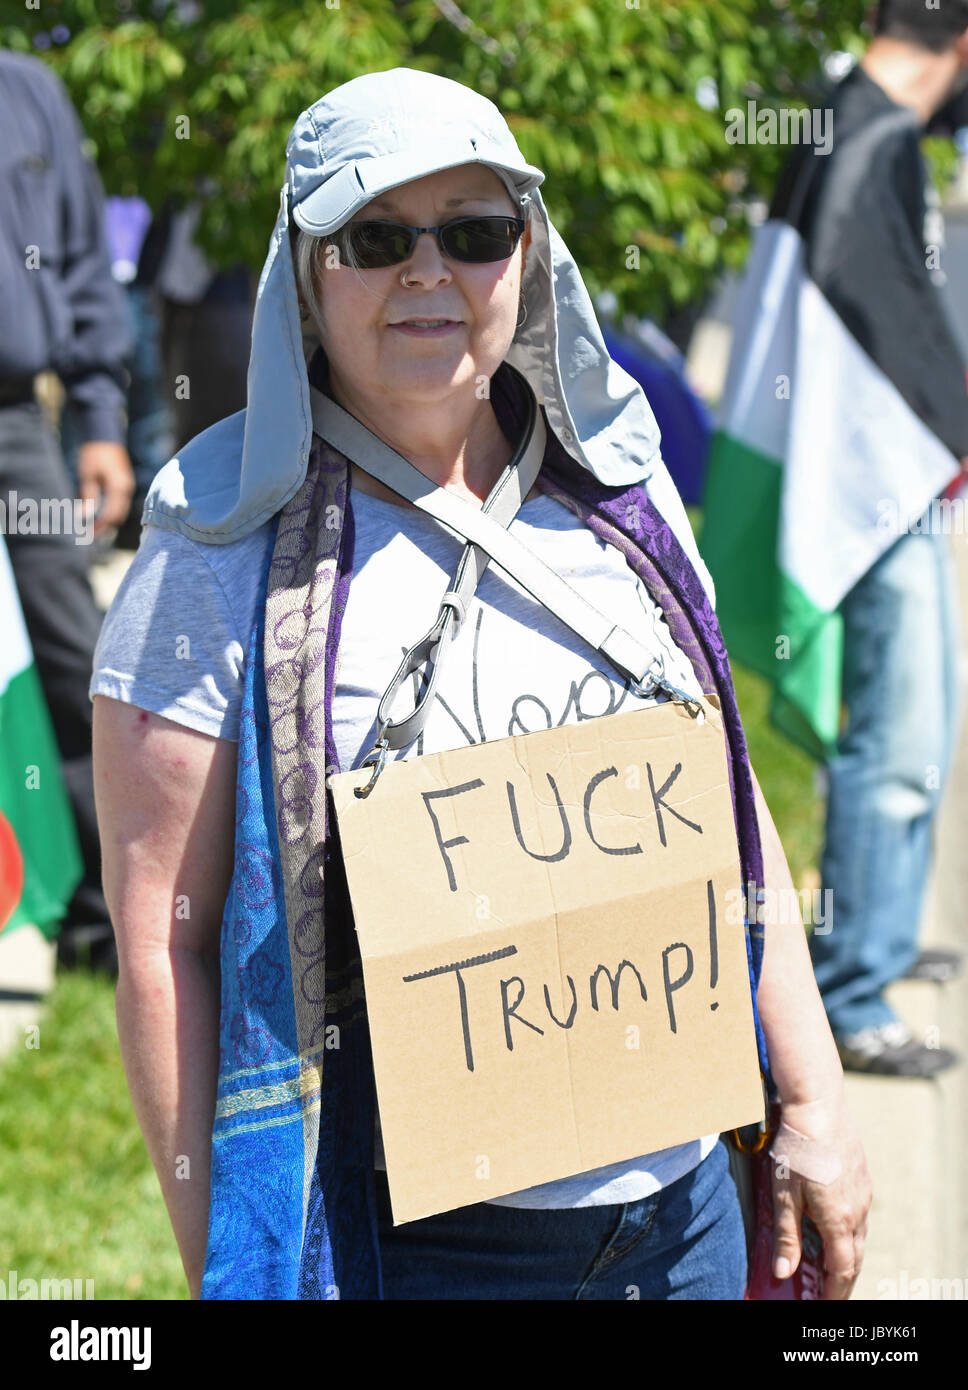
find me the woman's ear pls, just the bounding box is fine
[297,286,316,325]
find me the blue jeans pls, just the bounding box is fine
[809,522,961,1035]
[375,1139,747,1300]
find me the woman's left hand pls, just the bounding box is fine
[769,1090,872,1300]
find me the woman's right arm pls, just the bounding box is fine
[92,696,238,1300]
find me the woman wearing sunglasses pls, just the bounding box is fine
[90,68,870,1302]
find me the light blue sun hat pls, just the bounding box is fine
[143,67,713,602]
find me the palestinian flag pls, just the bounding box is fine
[701,66,967,759]
[0,535,82,936]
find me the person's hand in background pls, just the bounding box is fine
[78,440,135,534]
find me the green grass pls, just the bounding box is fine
[0,969,187,1300]
[0,509,823,1300]
[730,661,825,886]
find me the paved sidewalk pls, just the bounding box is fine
[0,923,55,1056]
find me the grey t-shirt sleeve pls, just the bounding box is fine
[88,524,259,742]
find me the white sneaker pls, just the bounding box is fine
[836,1021,959,1077]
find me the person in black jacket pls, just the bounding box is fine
[0,46,135,969]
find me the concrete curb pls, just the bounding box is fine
[0,923,56,1058]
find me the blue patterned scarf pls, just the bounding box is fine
[200,367,767,1300]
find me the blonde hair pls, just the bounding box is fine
[291,226,363,341]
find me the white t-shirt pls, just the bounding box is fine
[90,486,720,1208]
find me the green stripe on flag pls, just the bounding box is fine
[701,430,844,761]
[0,663,82,938]
[771,576,844,761]
[701,431,783,669]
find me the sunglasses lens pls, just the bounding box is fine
[343,223,414,268]
[443,218,522,262]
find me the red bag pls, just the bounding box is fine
[734,1103,826,1300]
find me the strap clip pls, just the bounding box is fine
[630,656,705,722]
[657,680,706,723]
[629,654,665,701]
[354,729,389,798]
[732,1072,771,1153]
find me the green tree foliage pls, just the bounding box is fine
[4,0,871,318]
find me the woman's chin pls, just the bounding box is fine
[377,360,491,401]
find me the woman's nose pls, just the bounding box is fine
[399,232,453,285]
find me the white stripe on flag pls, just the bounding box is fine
[783,275,958,611]
[716,221,802,463]
[0,535,32,697]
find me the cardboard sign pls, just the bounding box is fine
[330,697,764,1224]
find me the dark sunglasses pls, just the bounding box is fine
[330,215,526,269]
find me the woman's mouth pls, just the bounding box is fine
[388,319,462,337]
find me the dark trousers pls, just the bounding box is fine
[0,399,109,938]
